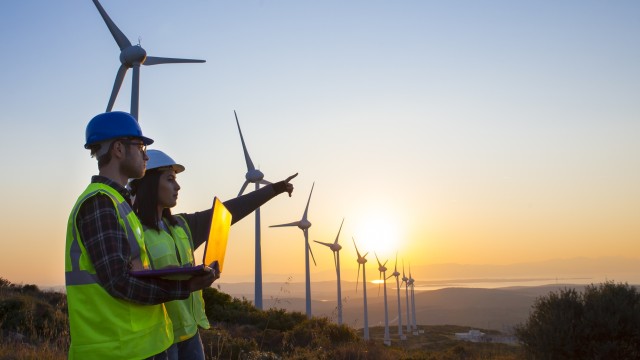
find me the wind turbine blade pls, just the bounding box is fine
[259,180,272,185]
[313,240,332,247]
[143,56,205,65]
[394,253,398,272]
[308,243,317,267]
[238,180,250,197]
[301,182,315,221]
[334,218,345,245]
[269,221,300,228]
[352,237,362,258]
[92,0,131,50]
[234,111,256,171]
[333,251,337,270]
[356,264,361,293]
[106,64,128,112]
[375,253,382,268]
[363,252,369,258]
[131,64,140,120]
[386,274,394,280]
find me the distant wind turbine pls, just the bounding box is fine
[388,254,406,340]
[314,218,345,325]
[409,266,418,335]
[92,0,205,120]
[353,237,369,341]
[375,253,391,346]
[234,111,271,310]
[402,262,411,335]
[270,183,317,318]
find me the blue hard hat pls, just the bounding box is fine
[84,111,154,149]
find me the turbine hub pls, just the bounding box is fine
[331,244,342,252]
[299,220,311,230]
[120,45,147,67]
[245,169,265,183]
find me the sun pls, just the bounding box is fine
[352,212,402,262]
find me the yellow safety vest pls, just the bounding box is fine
[143,216,210,343]
[65,183,173,359]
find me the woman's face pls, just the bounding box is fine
[157,169,180,209]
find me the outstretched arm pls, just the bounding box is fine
[179,173,298,249]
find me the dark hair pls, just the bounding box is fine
[131,169,178,231]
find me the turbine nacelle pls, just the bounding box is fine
[298,219,312,230]
[120,45,147,66]
[392,270,400,277]
[245,169,265,183]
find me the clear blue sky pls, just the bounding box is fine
[0,1,638,286]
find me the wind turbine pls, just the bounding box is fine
[270,183,317,318]
[375,253,391,346]
[408,266,418,335]
[402,262,411,335]
[388,254,406,340]
[314,218,345,325]
[353,237,369,341]
[234,111,271,310]
[92,0,205,120]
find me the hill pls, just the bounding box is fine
[218,281,589,331]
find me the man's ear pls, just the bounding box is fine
[111,140,126,160]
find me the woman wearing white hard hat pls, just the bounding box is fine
[130,149,296,360]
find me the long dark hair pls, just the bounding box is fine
[130,168,178,231]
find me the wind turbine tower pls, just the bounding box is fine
[376,253,391,346]
[234,111,272,310]
[402,263,411,335]
[91,0,205,120]
[389,255,406,340]
[409,267,418,335]
[353,238,369,341]
[270,183,317,318]
[314,218,345,325]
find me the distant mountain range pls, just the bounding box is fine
[217,256,640,285]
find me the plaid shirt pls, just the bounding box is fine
[76,176,191,304]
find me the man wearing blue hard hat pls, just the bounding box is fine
[64,112,217,360]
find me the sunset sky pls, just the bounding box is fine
[0,1,638,288]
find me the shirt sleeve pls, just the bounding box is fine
[179,183,279,250]
[77,194,192,304]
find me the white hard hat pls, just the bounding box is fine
[146,149,185,173]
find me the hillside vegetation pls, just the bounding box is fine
[0,277,522,359]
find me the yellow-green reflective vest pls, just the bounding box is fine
[143,216,210,343]
[65,183,173,359]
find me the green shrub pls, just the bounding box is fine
[515,281,640,359]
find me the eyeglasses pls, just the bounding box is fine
[119,139,147,154]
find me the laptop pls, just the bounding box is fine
[131,197,232,279]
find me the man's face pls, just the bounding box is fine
[120,139,148,179]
